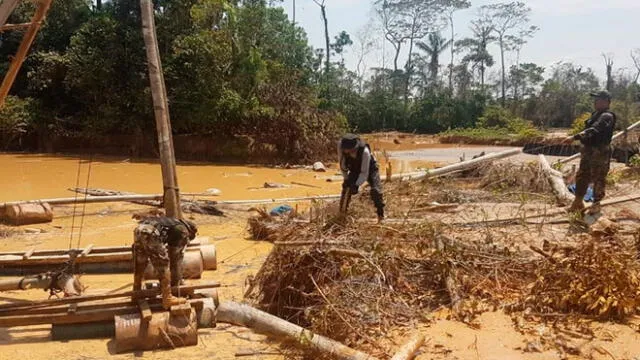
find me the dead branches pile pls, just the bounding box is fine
[245,170,640,355]
[522,238,640,320]
[476,161,551,194]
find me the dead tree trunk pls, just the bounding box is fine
[216,301,377,360]
[538,154,574,205]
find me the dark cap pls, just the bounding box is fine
[340,133,360,150]
[589,90,611,100]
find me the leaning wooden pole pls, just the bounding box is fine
[216,301,378,360]
[140,0,181,218]
[556,119,640,165]
[538,154,574,205]
[0,0,52,108]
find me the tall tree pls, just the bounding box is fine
[602,53,614,91]
[444,0,470,91]
[456,16,494,90]
[415,32,451,85]
[312,0,330,73]
[632,49,640,84]
[483,1,535,106]
[330,30,352,64]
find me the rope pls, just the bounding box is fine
[68,157,83,250]
[76,154,93,249]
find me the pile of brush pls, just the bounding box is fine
[244,172,640,355]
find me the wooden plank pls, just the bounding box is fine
[0,0,53,108]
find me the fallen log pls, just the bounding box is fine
[556,119,640,165]
[216,301,378,360]
[539,154,574,205]
[0,239,208,257]
[325,148,523,182]
[390,333,426,360]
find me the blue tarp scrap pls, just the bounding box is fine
[270,204,294,216]
[566,184,594,202]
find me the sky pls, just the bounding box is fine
[279,0,640,84]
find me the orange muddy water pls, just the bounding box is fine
[0,150,639,360]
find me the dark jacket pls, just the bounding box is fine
[339,139,378,186]
[138,217,197,246]
[574,110,616,147]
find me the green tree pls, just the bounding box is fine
[415,32,452,86]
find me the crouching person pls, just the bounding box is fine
[339,133,385,222]
[132,217,198,309]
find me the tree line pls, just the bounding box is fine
[0,0,639,160]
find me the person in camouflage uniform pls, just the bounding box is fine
[565,90,617,213]
[132,217,198,309]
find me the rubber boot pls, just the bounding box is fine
[567,198,585,213]
[161,268,185,310]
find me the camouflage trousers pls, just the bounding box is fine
[575,145,612,203]
[133,223,187,286]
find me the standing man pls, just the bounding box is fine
[338,133,385,221]
[132,217,198,309]
[565,90,616,213]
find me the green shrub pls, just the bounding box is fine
[0,96,35,148]
[569,112,590,136]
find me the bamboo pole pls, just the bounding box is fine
[538,154,574,205]
[0,0,52,108]
[140,0,181,218]
[555,119,640,165]
[390,333,426,360]
[0,0,21,27]
[216,301,378,360]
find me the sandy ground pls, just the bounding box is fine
[1,136,640,359]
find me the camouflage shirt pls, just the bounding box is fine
[574,110,616,147]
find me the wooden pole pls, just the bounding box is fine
[0,0,52,108]
[538,154,574,205]
[325,148,523,182]
[140,0,181,218]
[216,301,378,360]
[556,119,640,165]
[0,194,163,209]
[390,333,426,360]
[0,281,220,312]
[0,0,21,27]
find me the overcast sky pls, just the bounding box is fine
[280,0,640,84]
